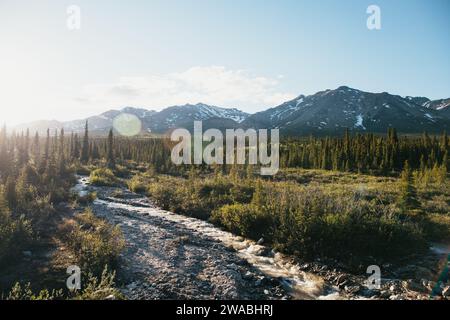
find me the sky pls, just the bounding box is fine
[0,0,449,125]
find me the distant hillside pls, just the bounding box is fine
[15,87,450,136]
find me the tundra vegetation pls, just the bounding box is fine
[0,123,448,298]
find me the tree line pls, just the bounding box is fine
[280,128,448,175]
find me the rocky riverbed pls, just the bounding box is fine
[74,177,449,300]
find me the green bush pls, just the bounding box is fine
[5,282,63,300]
[0,190,33,265]
[127,176,147,194]
[89,168,119,187]
[5,266,123,300]
[60,209,125,275]
[212,204,274,240]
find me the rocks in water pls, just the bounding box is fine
[257,238,264,245]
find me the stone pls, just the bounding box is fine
[257,238,264,245]
[344,285,361,294]
[403,280,426,293]
[442,286,450,297]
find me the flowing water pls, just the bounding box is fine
[73,176,344,300]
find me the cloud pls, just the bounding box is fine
[78,66,295,113]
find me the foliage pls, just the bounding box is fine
[60,208,125,275]
[89,168,119,187]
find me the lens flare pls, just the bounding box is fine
[113,113,142,136]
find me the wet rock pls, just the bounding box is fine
[224,269,242,281]
[105,294,116,300]
[442,286,450,297]
[227,263,238,271]
[389,294,406,300]
[257,238,264,245]
[359,288,380,298]
[344,285,361,294]
[335,274,349,286]
[402,280,426,293]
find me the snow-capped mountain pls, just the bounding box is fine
[144,103,249,133]
[15,88,450,136]
[243,86,450,135]
[16,104,249,135]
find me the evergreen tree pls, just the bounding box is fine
[5,176,17,210]
[81,121,90,164]
[107,129,115,169]
[58,129,66,176]
[398,161,419,211]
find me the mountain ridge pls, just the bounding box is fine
[15,86,450,136]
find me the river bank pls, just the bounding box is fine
[75,176,450,300]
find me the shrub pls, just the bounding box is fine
[114,165,131,179]
[212,204,274,240]
[5,282,63,300]
[89,168,119,187]
[5,266,122,300]
[60,209,125,275]
[72,265,124,300]
[127,176,147,194]
[0,191,33,265]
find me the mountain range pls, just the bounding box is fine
[16,86,450,136]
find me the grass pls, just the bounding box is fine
[133,167,449,268]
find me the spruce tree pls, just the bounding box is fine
[81,121,90,164]
[58,129,66,176]
[398,160,419,211]
[5,176,17,210]
[107,129,115,169]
